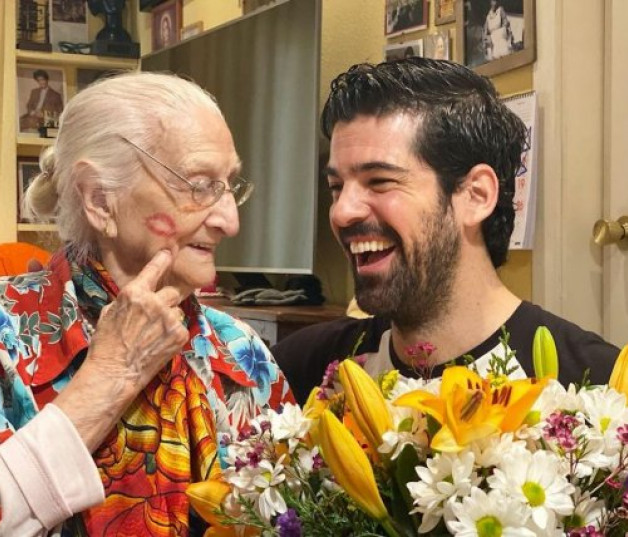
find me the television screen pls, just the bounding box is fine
[142,0,321,274]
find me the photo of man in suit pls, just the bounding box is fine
[19,69,64,132]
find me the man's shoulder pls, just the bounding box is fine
[510,301,619,383]
[271,315,391,404]
[272,315,390,361]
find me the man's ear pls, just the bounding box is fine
[454,164,499,228]
[74,161,117,237]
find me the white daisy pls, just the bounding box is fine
[446,488,536,536]
[252,457,288,521]
[579,386,628,454]
[266,403,312,452]
[470,433,528,469]
[488,450,574,531]
[379,405,428,459]
[407,450,479,532]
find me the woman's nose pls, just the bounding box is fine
[205,194,240,237]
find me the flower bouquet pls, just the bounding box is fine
[187,328,628,536]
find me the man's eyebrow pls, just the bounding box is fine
[322,161,409,178]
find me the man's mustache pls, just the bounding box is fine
[338,223,401,246]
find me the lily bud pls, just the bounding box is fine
[610,345,628,398]
[533,326,559,380]
[318,410,390,523]
[339,360,393,451]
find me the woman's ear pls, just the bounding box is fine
[454,164,499,228]
[74,161,117,237]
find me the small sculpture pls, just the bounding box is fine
[88,0,140,58]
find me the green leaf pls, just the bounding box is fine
[388,444,421,536]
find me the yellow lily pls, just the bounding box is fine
[318,410,400,537]
[533,326,559,379]
[338,360,393,452]
[610,344,628,398]
[394,366,547,452]
[302,386,332,447]
[186,478,231,527]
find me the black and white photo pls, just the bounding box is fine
[385,0,428,36]
[17,65,66,136]
[456,0,536,77]
[385,40,424,62]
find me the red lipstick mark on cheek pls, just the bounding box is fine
[145,213,177,238]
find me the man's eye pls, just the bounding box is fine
[369,178,396,190]
[327,182,342,199]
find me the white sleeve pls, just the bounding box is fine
[0,403,105,536]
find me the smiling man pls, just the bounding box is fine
[272,58,619,405]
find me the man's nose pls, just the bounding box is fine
[329,183,371,229]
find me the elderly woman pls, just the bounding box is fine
[0,72,294,536]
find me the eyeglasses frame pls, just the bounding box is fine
[118,135,253,208]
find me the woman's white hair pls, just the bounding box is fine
[22,71,222,262]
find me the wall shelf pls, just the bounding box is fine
[17,223,58,232]
[16,50,138,70]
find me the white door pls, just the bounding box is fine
[600,0,628,346]
[533,0,627,348]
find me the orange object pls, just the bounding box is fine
[0,242,52,276]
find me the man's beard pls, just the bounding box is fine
[349,200,460,333]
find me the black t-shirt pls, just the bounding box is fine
[272,301,620,405]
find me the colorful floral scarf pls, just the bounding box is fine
[63,259,243,536]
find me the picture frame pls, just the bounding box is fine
[385,39,424,62]
[140,0,169,12]
[151,0,182,52]
[16,64,66,137]
[385,0,428,37]
[50,0,88,52]
[181,21,204,41]
[17,157,41,222]
[424,31,451,60]
[456,0,536,78]
[435,0,456,25]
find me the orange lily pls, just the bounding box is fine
[394,366,547,452]
[610,344,628,398]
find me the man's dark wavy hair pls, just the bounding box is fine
[321,57,527,268]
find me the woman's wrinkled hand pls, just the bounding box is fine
[54,249,188,452]
[86,249,188,391]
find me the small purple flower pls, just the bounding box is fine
[320,360,340,391]
[543,411,580,452]
[567,526,603,537]
[259,420,272,433]
[312,452,325,471]
[275,508,302,537]
[617,424,628,445]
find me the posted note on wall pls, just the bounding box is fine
[503,91,538,250]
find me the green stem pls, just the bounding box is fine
[380,517,402,537]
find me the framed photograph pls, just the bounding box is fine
[181,21,204,41]
[140,0,169,11]
[385,39,424,62]
[435,0,456,25]
[424,31,450,60]
[151,0,182,52]
[17,158,40,222]
[456,0,536,77]
[16,64,66,137]
[385,0,428,36]
[50,0,88,52]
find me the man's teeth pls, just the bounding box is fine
[349,240,394,255]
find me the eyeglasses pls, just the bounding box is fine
[119,135,254,208]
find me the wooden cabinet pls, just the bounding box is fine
[199,298,347,346]
[0,2,138,249]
